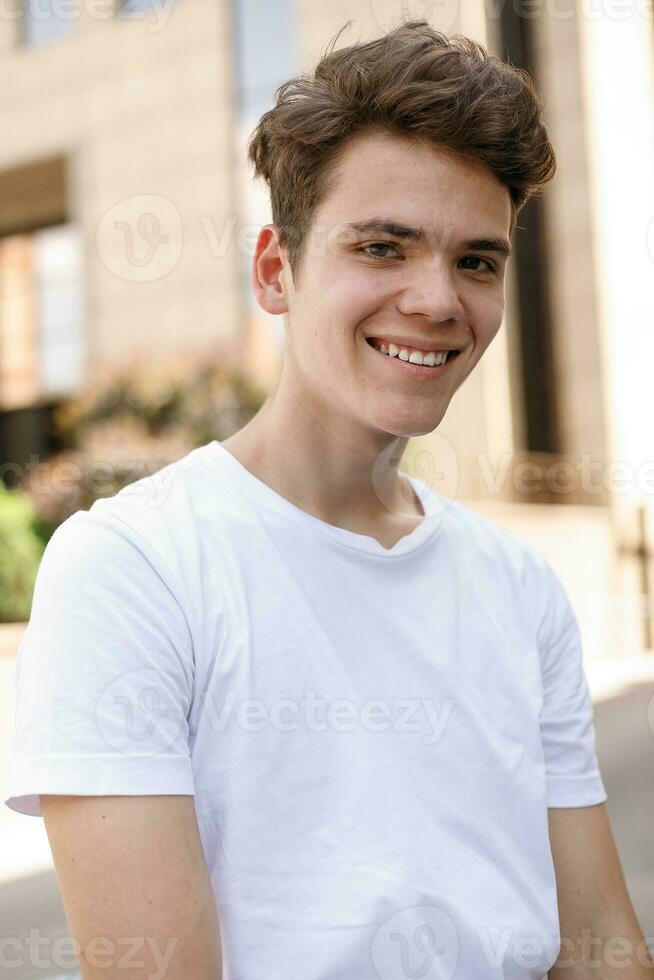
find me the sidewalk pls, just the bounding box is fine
[584,651,654,702]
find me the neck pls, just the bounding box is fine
[219,385,423,529]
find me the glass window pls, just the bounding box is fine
[21,0,75,47]
[0,224,85,410]
[34,225,85,400]
[120,0,175,14]
[232,0,297,120]
[231,0,298,383]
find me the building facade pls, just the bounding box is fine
[2,0,654,659]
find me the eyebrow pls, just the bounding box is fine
[343,219,512,259]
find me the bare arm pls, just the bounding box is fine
[42,794,222,979]
[547,803,654,978]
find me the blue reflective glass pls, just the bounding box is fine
[121,0,174,12]
[232,0,297,119]
[22,0,75,47]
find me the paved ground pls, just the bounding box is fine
[0,871,73,980]
[1,648,652,978]
[593,678,654,941]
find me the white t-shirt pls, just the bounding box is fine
[4,439,607,980]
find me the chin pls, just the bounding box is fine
[373,414,448,439]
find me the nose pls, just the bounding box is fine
[395,257,465,323]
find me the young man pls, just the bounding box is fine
[5,19,652,980]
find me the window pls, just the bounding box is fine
[232,0,297,121]
[120,0,175,14]
[231,0,298,382]
[35,225,85,399]
[0,224,85,411]
[21,0,75,47]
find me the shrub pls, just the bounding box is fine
[0,483,44,623]
[20,344,267,531]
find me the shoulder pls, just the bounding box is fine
[87,443,209,542]
[53,443,217,580]
[429,491,570,637]
[436,492,550,582]
[37,444,217,622]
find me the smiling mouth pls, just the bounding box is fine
[365,336,461,368]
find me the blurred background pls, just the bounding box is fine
[1,0,653,976]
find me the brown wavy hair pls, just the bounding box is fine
[247,17,556,286]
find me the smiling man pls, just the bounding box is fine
[5,17,653,980]
[227,129,512,548]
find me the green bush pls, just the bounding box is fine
[0,483,45,623]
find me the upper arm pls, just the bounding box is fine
[4,508,196,816]
[42,793,222,979]
[547,803,653,976]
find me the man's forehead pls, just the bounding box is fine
[320,136,512,243]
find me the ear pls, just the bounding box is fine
[251,224,290,316]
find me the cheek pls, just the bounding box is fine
[332,269,392,315]
[471,296,504,344]
[317,292,378,357]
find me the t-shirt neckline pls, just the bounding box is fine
[206,440,444,558]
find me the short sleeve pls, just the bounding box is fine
[535,557,608,808]
[3,508,196,817]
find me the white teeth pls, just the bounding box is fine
[371,339,450,367]
[370,338,453,366]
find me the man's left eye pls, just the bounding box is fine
[460,256,495,274]
[359,242,399,260]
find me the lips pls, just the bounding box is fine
[366,337,461,360]
[365,335,460,379]
[365,336,462,354]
